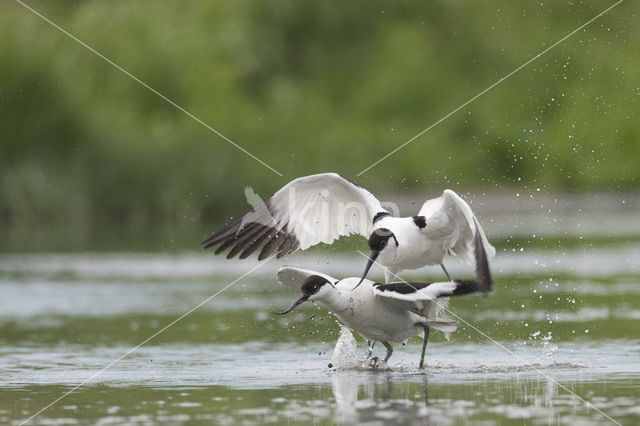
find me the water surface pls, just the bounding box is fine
[1,243,639,425]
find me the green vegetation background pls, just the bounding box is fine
[1,0,638,251]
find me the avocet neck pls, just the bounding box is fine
[374,216,446,271]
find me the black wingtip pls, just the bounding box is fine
[472,218,493,295]
[202,235,220,249]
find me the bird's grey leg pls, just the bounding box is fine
[419,326,430,369]
[382,341,393,362]
[366,341,376,359]
[440,263,452,281]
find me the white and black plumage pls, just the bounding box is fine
[202,172,495,283]
[274,226,493,368]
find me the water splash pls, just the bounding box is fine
[361,357,391,371]
[528,330,559,360]
[329,326,359,370]
[540,332,559,359]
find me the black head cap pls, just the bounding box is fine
[301,275,331,296]
[368,228,396,251]
[274,275,332,315]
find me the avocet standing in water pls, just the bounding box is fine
[202,173,495,282]
[275,226,493,368]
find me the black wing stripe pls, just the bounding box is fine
[217,222,264,255]
[277,234,299,258]
[207,220,300,260]
[275,232,296,258]
[202,217,243,248]
[374,282,434,294]
[214,236,238,255]
[238,228,276,259]
[286,238,300,254]
[258,230,286,260]
[376,280,482,298]
[203,202,303,260]
[227,225,271,259]
[212,222,259,254]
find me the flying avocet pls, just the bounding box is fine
[202,172,495,283]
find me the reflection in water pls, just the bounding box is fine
[3,374,638,425]
[331,371,430,424]
[327,369,640,425]
[331,372,359,423]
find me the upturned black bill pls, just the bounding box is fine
[273,294,309,315]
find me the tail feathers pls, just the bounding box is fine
[451,279,480,296]
[473,217,494,295]
[425,319,458,334]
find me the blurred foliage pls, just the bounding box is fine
[1,0,639,251]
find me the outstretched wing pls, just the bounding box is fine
[373,280,474,301]
[419,189,496,264]
[203,173,388,260]
[276,266,338,290]
[372,280,477,325]
[374,231,493,318]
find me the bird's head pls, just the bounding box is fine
[353,228,398,290]
[274,275,334,315]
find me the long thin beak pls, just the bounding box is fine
[273,294,309,315]
[352,250,379,290]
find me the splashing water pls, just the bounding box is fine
[541,332,559,359]
[362,356,391,371]
[329,326,359,370]
[529,330,559,360]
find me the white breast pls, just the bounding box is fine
[376,217,446,270]
[325,278,423,343]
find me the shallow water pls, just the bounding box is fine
[1,245,639,425]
